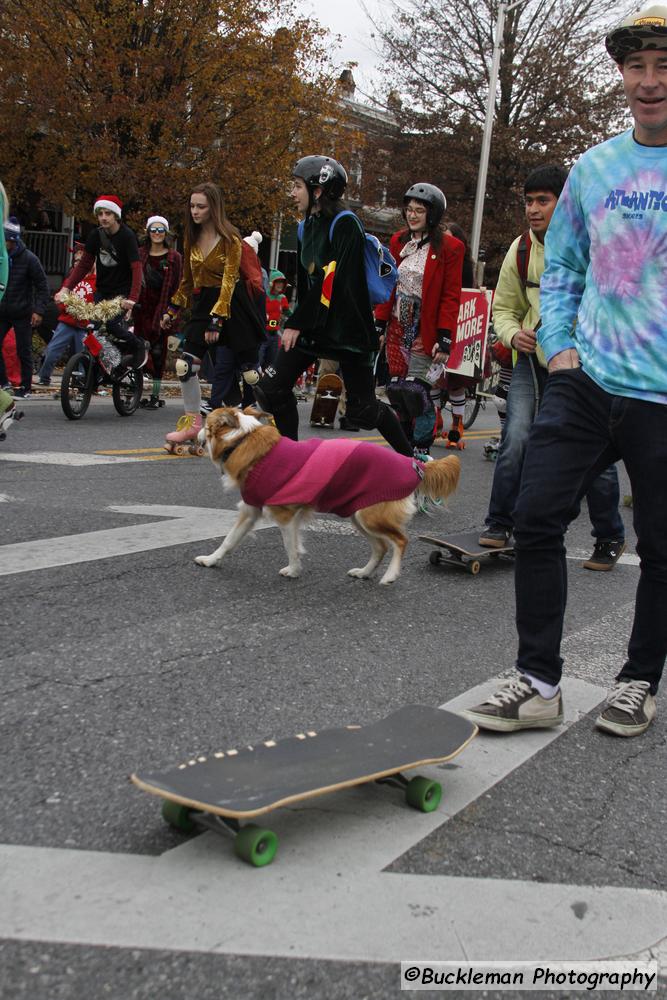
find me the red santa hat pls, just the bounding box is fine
[94,195,123,218]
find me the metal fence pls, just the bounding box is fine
[22,230,70,276]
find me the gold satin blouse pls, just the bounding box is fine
[172,235,241,318]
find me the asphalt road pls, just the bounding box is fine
[0,392,664,999]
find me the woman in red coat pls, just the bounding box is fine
[376,183,465,452]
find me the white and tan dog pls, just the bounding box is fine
[195,407,460,585]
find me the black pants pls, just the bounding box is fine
[0,316,33,391]
[257,344,412,455]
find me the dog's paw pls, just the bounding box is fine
[347,567,372,579]
[195,554,219,568]
[279,565,301,578]
[379,573,399,585]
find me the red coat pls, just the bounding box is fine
[375,230,464,355]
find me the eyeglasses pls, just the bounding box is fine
[405,206,427,216]
[149,226,167,234]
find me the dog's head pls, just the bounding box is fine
[199,407,276,481]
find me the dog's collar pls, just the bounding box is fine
[220,439,243,464]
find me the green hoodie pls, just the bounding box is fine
[268,269,287,299]
[0,187,8,301]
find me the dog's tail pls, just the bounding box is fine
[417,454,461,502]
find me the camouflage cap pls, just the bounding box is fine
[606,4,667,62]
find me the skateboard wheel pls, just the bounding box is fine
[468,560,481,575]
[429,550,442,566]
[405,776,442,813]
[234,824,278,867]
[161,800,197,833]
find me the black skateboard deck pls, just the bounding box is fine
[309,372,343,427]
[421,530,514,575]
[132,705,477,866]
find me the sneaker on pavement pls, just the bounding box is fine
[595,680,656,737]
[479,523,512,548]
[38,377,51,386]
[14,388,32,399]
[460,675,564,732]
[583,539,626,571]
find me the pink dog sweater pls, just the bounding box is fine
[241,438,424,518]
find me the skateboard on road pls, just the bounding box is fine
[131,705,477,867]
[421,530,515,575]
[309,372,343,428]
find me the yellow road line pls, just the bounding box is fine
[96,448,167,455]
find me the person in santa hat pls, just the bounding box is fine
[55,195,148,369]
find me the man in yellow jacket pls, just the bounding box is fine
[478,164,625,572]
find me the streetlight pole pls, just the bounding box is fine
[470,0,528,266]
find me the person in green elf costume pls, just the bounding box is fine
[254,155,412,455]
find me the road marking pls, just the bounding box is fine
[0,451,148,466]
[0,504,250,577]
[2,677,665,963]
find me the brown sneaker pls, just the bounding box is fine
[583,539,626,571]
[460,676,563,732]
[595,680,656,737]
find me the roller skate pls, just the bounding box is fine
[164,412,204,456]
[483,436,500,461]
[0,400,24,441]
[445,414,465,450]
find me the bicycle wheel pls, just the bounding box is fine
[112,367,143,416]
[61,352,94,420]
[463,391,481,429]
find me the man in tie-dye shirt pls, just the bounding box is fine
[464,4,667,739]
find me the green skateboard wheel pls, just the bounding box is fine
[161,799,197,833]
[234,824,278,867]
[405,776,442,813]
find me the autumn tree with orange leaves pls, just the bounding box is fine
[0,0,350,232]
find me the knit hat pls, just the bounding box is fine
[243,231,262,254]
[3,216,21,240]
[146,215,169,231]
[94,195,123,218]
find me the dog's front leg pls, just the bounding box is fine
[277,515,303,578]
[195,503,261,568]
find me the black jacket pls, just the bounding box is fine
[0,240,50,319]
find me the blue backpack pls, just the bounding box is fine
[297,210,397,307]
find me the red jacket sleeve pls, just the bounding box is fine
[129,260,143,302]
[436,234,464,333]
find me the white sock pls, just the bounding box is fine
[181,376,202,414]
[449,391,466,417]
[522,672,560,700]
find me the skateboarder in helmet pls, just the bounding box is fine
[375,181,464,455]
[463,3,667,739]
[254,155,412,455]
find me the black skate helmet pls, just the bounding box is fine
[292,155,348,202]
[403,183,447,229]
[605,4,667,63]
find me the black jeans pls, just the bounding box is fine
[513,368,667,694]
[258,344,412,455]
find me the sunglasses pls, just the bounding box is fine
[149,226,167,234]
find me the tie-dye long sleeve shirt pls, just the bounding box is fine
[539,129,667,405]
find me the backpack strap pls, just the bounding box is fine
[98,226,118,261]
[516,229,540,290]
[328,210,363,242]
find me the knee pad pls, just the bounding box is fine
[175,352,201,382]
[253,377,294,416]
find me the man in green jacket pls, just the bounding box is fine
[479,164,625,572]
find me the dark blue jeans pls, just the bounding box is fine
[487,354,624,541]
[513,368,667,693]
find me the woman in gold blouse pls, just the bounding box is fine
[161,182,263,450]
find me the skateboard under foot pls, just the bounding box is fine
[421,530,515,575]
[132,705,477,867]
